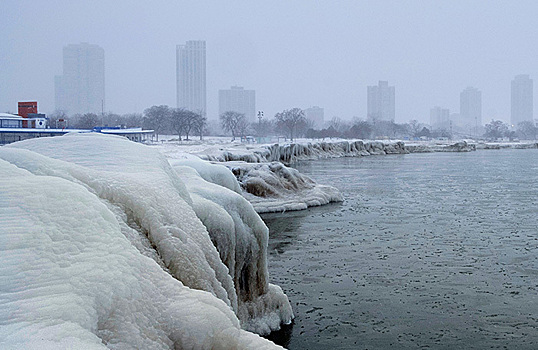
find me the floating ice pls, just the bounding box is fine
[0,133,289,349]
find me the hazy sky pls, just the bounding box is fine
[2,1,538,123]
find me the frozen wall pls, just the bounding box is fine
[0,133,291,349]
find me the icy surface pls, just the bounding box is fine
[225,161,343,213]
[0,133,289,349]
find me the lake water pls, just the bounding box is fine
[263,149,538,350]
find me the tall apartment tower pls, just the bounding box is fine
[367,81,395,122]
[55,43,105,115]
[460,87,482,128]
[430,106,450,130]
[511,75,533,126]
[305,106,324,129]
[218,86,255,122]
[176,40,206,115]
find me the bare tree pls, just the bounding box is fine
[74,113,100,129]
[143,105,171,141]
[408,119,422,138]
[193,113,207,140]
[517,121,537,140]
[274,108,306,141]
[220,111,246,141]
[484,120,509,140]
[236,117,251,140]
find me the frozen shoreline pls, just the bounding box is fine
[155,138,537,214]
[0,134,291,349]
[157,137,538,166]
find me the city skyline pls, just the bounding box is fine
[2,1,538,124]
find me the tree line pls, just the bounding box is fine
[49,106,208,142]
[49,107,538,142]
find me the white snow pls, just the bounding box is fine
[0,133,290,349]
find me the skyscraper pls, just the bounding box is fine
[55,43,105,115]
[367,81,395,122]
[430,106,450,130]
[218,86,255,122]
[511,75,533,126]
[176,40,206,115]
[460,87,482,128]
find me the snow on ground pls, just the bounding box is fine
[0,133,291,349]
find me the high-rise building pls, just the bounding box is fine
[367,81,395,122]
[430,106,450,130]
[177,40,206,115]
[304,106,324,129]
[218,86,255,122]
[55,43,105,115]
[511,74,533,127]
[460,87,482,128]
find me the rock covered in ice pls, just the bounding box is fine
[226,161,343,213]
[0,133,289,349]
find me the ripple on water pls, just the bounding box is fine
[264,150,538,350]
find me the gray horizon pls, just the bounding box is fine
[1,0,538,124]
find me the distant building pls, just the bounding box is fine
[430,106,450,130]
[460,87,482,128]
[511,74,533,127]
[55,43,105,115]
[367,81,395,122]
[218,86,255,122]
[304,106,324,129]
[177,40,206,115]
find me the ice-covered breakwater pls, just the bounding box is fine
[0,134,291,349]
[203,140,409,164]
[200,140,499,165]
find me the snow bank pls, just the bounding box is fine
[225,161,343,213]
[0,133,290,349]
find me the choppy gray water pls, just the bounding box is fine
[264,149,538,350]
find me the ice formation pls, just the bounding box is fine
[225,161,343,213]
[199,140,409,164]
[0,133,290,349]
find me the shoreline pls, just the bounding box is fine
[155,139,537,214]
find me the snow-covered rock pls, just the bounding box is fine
[226,161,343,213]
[0,133,290,349]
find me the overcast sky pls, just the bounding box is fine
[2,1,538,123]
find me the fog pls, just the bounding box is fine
[2,0,538,123]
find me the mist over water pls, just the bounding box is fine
[264,150,538,349]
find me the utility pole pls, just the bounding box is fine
[257,110,264,143]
